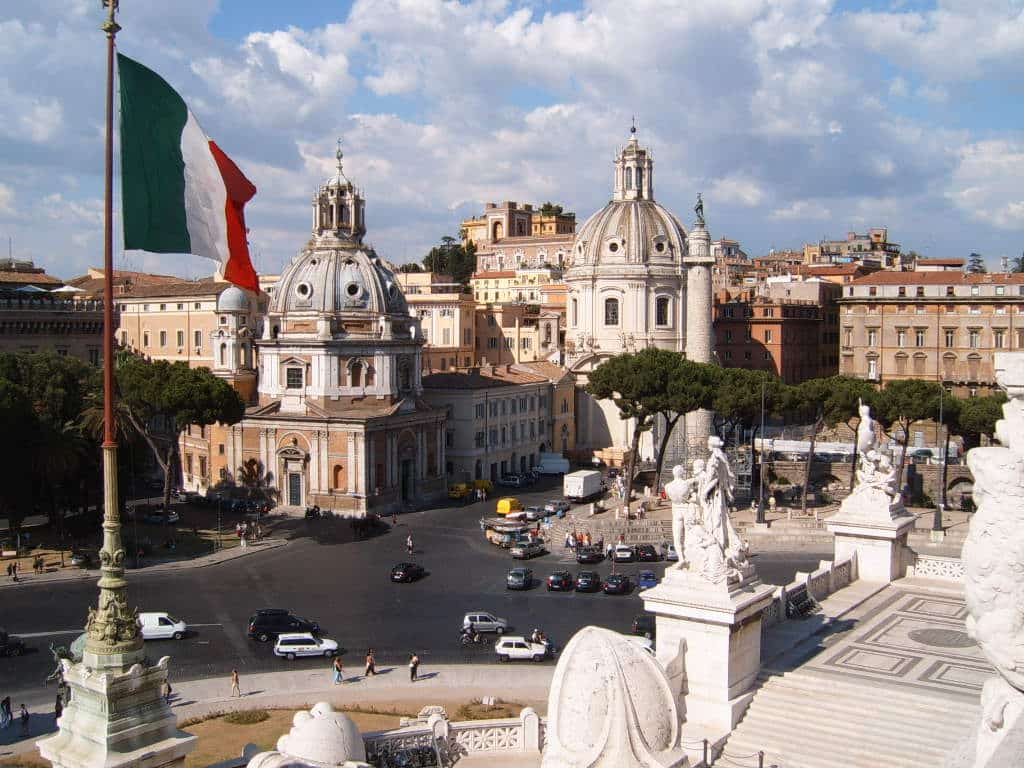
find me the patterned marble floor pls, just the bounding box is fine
[804,583,991,701]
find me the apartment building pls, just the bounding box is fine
[463,201,575,273]
[470,265,561,304]
[421,361,574,483]
[803,228,908,270]
[0,291,104,363]
[397,271,476,371]
[475,303,561,366]
[839,271,1024,395]
[711,237,750,292]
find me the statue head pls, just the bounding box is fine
[692,458,705,475]
[707,435,724,451]
[671,464,686,480]
[859,399,871,419]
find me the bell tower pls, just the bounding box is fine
[613,122,654,202]
[312,139,366,243]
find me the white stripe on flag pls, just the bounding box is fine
[181,111,229,268]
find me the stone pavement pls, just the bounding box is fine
[0,538,287,590]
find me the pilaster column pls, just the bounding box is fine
[347,433,357,494]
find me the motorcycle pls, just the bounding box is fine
[304,505,321,519]
[459,630,485,646]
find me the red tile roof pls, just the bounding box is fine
[915,258,965,266]
[851,271,1024,285]
[472,271,518,279]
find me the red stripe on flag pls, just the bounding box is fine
[208,140,259,292]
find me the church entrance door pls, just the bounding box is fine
[288,472,302,506]
[400,460,413,504]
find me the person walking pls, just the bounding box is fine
[364,649,376,677]
[406,534,414,555]
[230,669,241,698]
[1,696,12,729]
[409,653,420,682]
[392,510,398,527]
[332,656,344,685]
[163,679,173,703]
[19,704,29,736]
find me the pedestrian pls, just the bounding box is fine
[365,649,376,677]
[406,534,413,555]
[333,656,344,684]
[409,653,420,682]
[230,669,241,698]
[11,562,17,582]
[19,704,29,736]
[5,563,11,581]
[54,693,63,721]
[563,531,571,549]
[163,679,173,703]
[1,696,12,728]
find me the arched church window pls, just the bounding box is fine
[350,360,363,388]
[604,298,619,326]
[625,167,633,190]
[333,464,345,490]
[636,168,643,196]
[398,362,412,392]
[365,365,375,386]
[493,221,503,240]
[571,299,578,327]
[656,296,670,327]
[219,342,227,366]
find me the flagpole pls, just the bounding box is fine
[83,0,144,669]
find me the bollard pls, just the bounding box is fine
[702,739,708,766]
[758,750,764,768]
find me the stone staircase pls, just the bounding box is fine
[544,513,672,547]
[714,668,977,768]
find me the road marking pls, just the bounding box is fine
[18,630,82,638]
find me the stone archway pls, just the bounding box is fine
[397,430,417,504]
[277,445,308,507]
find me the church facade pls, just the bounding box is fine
[184,146,447,516]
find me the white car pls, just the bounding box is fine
[274,632,339,660]
[613,544,635,563]
[494,635,548,662]
[524,506,545,521]
[661,542,679,562]
[139,612,187,640]
[463,612,508,634]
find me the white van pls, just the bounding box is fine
[139,612,187,640]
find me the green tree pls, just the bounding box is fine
[956,393,1006,449]
[712,368,787,440]
[875,379,944,491]
[398,262,423,273]
[966,252,987,274]
[236,458,279,505]
[0,378,38,543]
[651,359,719,488]
[115,354,245,511]
[1012,253,1024,273]
[422,236,478,285]
[586,348,683,500]
[540,201,565,215]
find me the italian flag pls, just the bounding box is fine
[117,53,259,292]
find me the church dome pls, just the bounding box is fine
[217,285,250,313]
[270,247,408,318]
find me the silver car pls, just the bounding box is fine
[463,612,508,634]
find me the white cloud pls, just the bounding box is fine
[917,84,949,104]
[710,175,765,207]
[770,200,831,221]
[950,141,1024,229]
[0,183,15,216]
[889,77,908,98]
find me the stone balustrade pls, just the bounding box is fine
[760,553,858,632]
[906,552,964,582]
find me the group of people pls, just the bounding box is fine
[5,562,19,582]
[563,529,603,551]
[234,521,262,548]
[0,697,29,736]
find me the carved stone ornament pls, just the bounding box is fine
[248,702,370,768]
[955,352,1024,767]
[836,403,907,523]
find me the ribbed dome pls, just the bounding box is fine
[570,199,688,270]
[217,285,250,313]
[270,246,408,319]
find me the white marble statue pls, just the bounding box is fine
[542,626,689,767]
[666,461,702,571]
[956,353,1024,767]
[248,703,370,768]
[836,403,905,520]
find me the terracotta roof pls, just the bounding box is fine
[472,271,517,279]
[915,258,965,266]
[513,361,571,383]
[851,271,1024,285]
[0,271,63,286]
[423,366,549,390]
[797,265,870,276]
[69,269,185,287]
[111,280,229,299]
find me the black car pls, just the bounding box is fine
[603,574,632,595]
[575,546,604,564]
[248,609,321,642]
[632,614,656,639]
[391,562,425,583]
[0,629,25,658]
[546,571,574,591]
[636,544,660,562]
[575,570,601,592]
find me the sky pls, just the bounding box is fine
[3,0,1024,281]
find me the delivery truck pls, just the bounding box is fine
[563,469,604,502]
[534,452,570,475]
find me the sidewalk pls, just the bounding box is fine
[0,538,287,590]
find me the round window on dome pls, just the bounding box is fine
[295,282,313,299]
[655,242,666,253]
[345,282,361,298]
[609,242,620,253]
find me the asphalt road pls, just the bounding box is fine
[0,478,828,704]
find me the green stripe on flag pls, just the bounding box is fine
[117,53,191,254]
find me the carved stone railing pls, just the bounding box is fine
[760,553,858,631]
[907,553,964,582]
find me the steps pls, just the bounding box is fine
[544,514,672,547]
[715,669,976,768]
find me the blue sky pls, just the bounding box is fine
[2,0,1024,280]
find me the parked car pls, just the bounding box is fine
[248,609,321,642]
[511,540,545,559]
[632,614,656,639]
[448,483,472,500]
[139,612,187,640]
[660,542,679,562]
[494,635,548,662]
[575,570,601,592]
[0,629,26,657]
[274,632,338,660]
[145,509,180,525]
[637,570,658,590]
[506,567,534,590]
[70,550,91,567]
[612,544,635,563]
[463,612,508,634]
[498,475,525,488]
[576,546,604,564]
[603,574,632,594]
[544,500,570,516]
[524,505,546,522]
[546,571,574,591]
[636,544,660,562]
[390,562,426,582]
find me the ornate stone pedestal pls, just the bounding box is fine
[826,507,915,583]
[38,655,195,768]
[642,568,774,741]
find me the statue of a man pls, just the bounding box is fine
[694,192,705,225]
[700,436,749,571]
[856,399,876,456]
[665,461,703,570]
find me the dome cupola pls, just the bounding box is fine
[312,139,366,244]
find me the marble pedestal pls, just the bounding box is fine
[38,655,195,768]
[826,490,915,583]
[642,568,774,741]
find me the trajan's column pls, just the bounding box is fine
[684,194,715,459]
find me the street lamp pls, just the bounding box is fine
[932,385,945,532]
[756,380,767,525]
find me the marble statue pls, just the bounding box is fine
[248,703,371,768]
[542,626,689,767]
[665,437,750,585]
[955,353,1024,767]
[694,192,705,226]
[838,403,904,520]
